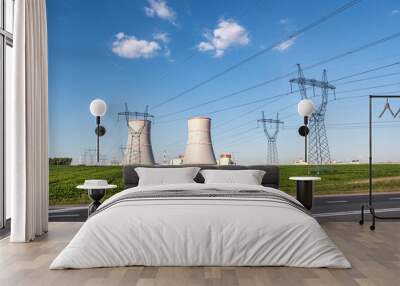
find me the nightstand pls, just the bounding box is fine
[289,177,321,210]
[76,180,117,216]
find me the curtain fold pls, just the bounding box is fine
[9,0,48,242]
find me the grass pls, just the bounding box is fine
[49,164,400,206]
[49,165,123,206]
[280,164,400,196]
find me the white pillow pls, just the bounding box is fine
[200,169,266,185]
[135,167,200,186]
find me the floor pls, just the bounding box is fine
[0,219,10,239]
[0,222,399,286]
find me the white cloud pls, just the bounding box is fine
[115,32,125,40]
[278,17,296,33]
[273,17,297,52]
[112,33,161,59]
[392,9,399,15]
[198,41,214,52]
[279,18,290,25]
[197,19,249,58]
[145,0,176,24]
[273,37,296,52]
[153,32,172,59]
[153,32,170,44]
[164,47,172,58]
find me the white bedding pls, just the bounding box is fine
[50,183,351,269]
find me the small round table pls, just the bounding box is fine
[76,181,117,216]
[289,177,321,210]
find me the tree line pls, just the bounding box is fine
[49,157,72,166]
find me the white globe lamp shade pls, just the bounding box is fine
[90,99,107,117]
[297,99,316,117]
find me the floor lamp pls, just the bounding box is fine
[89,99,107,163]
[297,99,316,163]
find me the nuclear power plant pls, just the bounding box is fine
[183,117,216,165]
[116,108,217,165]
[118,104,155,165]
[122,119,155,165]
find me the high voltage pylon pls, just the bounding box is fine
[289,64,336,168]
[118,103,154,164]
[257,112,284,164]
[80,148,108,165]
[162,150,168,165]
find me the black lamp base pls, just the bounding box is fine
[296,181,314,210]
[87,189,106,216]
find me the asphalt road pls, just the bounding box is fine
[313,192,400,222]
[48,192,400,223]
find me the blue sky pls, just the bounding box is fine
[47,0,400,164]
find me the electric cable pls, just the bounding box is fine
[156,34,400,119]
[151,0,362,110]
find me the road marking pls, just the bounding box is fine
[49,207,87,214]
[326,200,348,204]
[388,197,400,200]
[48,214,81,218]
[314,207,400,217]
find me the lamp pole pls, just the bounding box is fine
[96,116,100,163]
[297,99,315,164]
[90,99,107,164]
[304,116,308,163]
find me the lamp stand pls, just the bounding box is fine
[96,116,100,163]
[304,116,308,163]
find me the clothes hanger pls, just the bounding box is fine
[378,98,395,118]
[394,106,400,118]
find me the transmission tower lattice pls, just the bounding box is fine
[257,112,284,164]
[289,64,336,166]
[118,103,154,164]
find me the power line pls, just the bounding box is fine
[214,60,400,128]
[216,90,400,148]
[156,52,198,82]
[217,119,400,149]
[156,68,400,126]
[183,81,400,119]
[213,89,400,145]
[164,92,400,153]
[337,81,400,94]
[278,89,400,122]
[332,61,400,82]
[158,81,400,159]
[157,32,400,119]
[301,32,400,72]
[151,0,362,110]
[156,63,400,148]
[214,127,258,142]
[213,65,400,120]
[335,71,400,86]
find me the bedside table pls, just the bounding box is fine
[289,177,321,210]
[77,180,117,216]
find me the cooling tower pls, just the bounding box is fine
[183,117,216,165]
[123,119,155,165]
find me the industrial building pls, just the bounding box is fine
[122,119,155,165]
[183,116,217,165]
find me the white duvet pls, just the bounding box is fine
[50,183,351,269]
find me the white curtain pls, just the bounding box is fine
[8,0,49,242]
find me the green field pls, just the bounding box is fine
[49,164,400,206]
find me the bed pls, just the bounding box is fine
[50,165,350,269]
